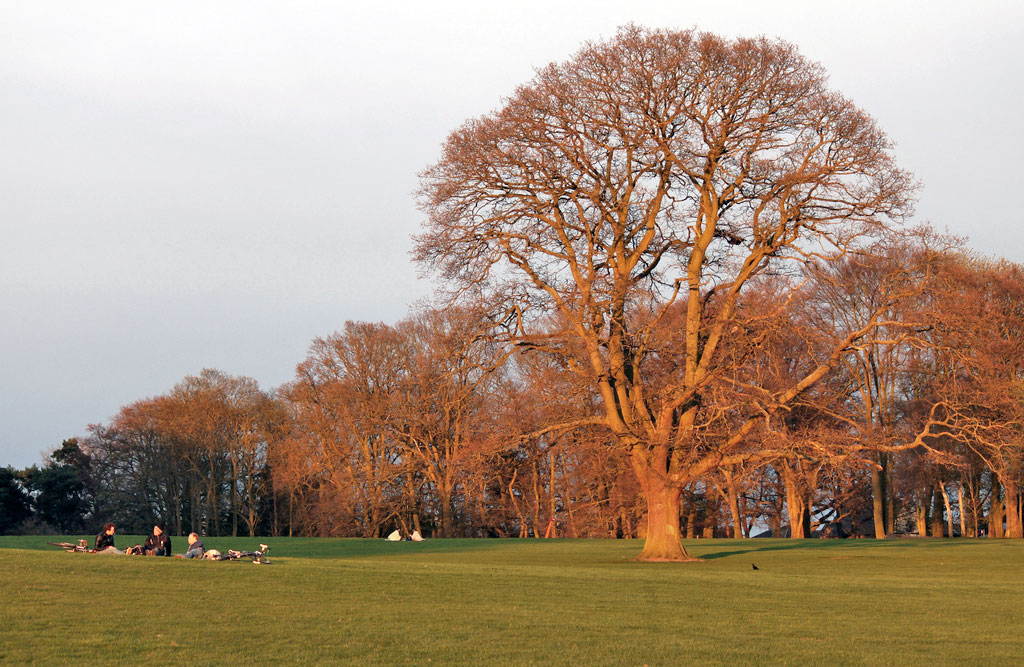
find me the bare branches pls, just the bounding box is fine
[414,26,920,557]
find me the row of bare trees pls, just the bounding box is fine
[11,238,1013,543]
[81,370,287,537]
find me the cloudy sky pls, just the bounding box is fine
[2,1,1021,468]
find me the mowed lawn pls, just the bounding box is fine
[1,536,1022,665]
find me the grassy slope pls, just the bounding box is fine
[1,535,1021,665]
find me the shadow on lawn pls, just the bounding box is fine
[694,537,984,560]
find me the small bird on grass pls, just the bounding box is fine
[752,563,759,570]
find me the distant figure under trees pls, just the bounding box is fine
[416,26,917,560]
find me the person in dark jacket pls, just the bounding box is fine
[94,523,120,553]
[143,525,172,556]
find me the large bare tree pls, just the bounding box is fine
[416,27,916,560]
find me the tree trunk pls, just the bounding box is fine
[939,482,955,538]
[930,488,945,538]
[728,497,742,538]
[173,485,183,537]
[769,509,782,538]
[636,470,694,561]
[507,470,527,538]
[620,508,633,539]
[989,480,1004,539]
[247,480,258,537]
[548,450,558,538]
[885,475,896,535]
[1004,483,1022,539]
[916,487,930,536]
[531,461,542,539]
[957,484,968,538]
[721,471,744,539]
[271,485,278,537]
[787,493,808,538]
[966,473,981,537]
[701,507,716,539]
[782,466,809,539]
[566,500,579,538]
[702,491,720,539]
[871,453,888,539]
[684,488,697,539]
[192,485,202,534]
[229,454,239,538]
[439,487,453,538]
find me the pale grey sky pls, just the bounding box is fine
[2,1,1022,468]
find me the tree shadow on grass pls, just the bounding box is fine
[694,537,985,560]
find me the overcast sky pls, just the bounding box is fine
[2,1,1022,468]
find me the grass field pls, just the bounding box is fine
[1,535,1022,665]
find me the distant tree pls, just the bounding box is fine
[799,229,962,538]
[85,397,192,534]
[278,307,508,538]
[924,257,1024,537]
[0,466,32,534]
[417,27,916,559]
[155,369,280,536]
[281,322,409,537]
[234,391,287,537]
[81,371,282,537]
[21,440,93,533]
[389,307,509,537]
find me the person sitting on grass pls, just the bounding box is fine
[176,532,205,559]
[94,523,121,554]
[143,524,172,556]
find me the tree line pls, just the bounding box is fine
[2,239,1022,542]
[2,28,1021,557]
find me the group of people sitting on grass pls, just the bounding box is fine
[94,523,206,558]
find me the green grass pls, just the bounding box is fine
[1,536,1022,665]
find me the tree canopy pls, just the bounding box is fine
[416,26,917,559]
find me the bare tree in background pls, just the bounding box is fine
[282,322,409,537]
[921,257,1024,537]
